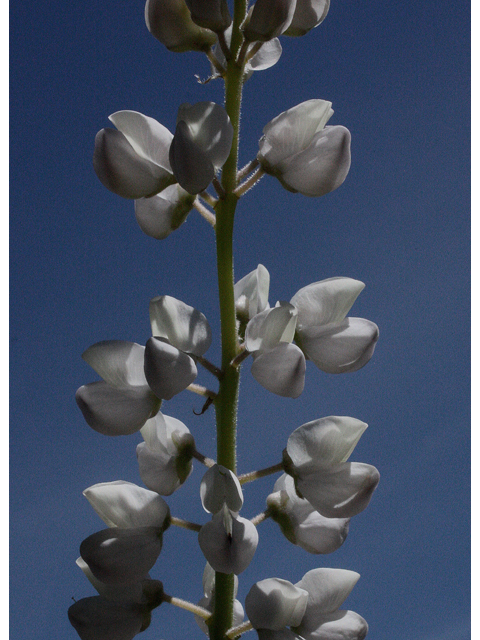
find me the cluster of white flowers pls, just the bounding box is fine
[70,2,381,640]
[235,265,379,397]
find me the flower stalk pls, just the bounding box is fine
[210,1,248,638]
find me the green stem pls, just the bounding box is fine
[210,2,248,640]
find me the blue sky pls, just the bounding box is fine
[10,1,470,639]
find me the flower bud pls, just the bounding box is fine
[245,578,309,630]
[200,464,244,513]
[284,0,330,37]
[258,100,351,197]
[185,0,232,32]
[243,0,297,42]
[145,0,216,52]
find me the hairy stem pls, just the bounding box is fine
[169,516,203,532]
[238,462,284,484]
[209,2,248,639]
[164,594,211,620]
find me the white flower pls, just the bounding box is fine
[169,102,233,194]
[83,480,171,529]
[293,568,368,640]
[149,295,212,356]
[80,527,163,585]
[198,506,259,574]
[93,111,175,200]
[245,302,306,397]
[257,100,351,197]
[144,295,212,399]
[245,578,309,630]
[68,596,145,640]
[134,184,195,240]
[290,277,379,374]
[234,264,271,322]
[137,412,195,495]
[200,464,244,513]
[267,474,350,554]
[185,0,231,32]
[76,341,160,436]
[284,416,380,518]
[284,0,330,37]
[243,0,297,42]
[145,0,216,52]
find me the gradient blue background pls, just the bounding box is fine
[10,1,470,639]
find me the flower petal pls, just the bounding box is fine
[248,38,283,71]
[245,303,297,352]
[83,481,170,529]
[169,120,215,194]
[243,0,297,42]
[135,185,194,240]
[245,578,309,630]
[177,102,233,170]
[68,596,144,640]
[234,264,270,321]
[144,337,198,400]
[284,0,330,37]
[137,441,193,495]
[80,527,162,585]
[185,0,232,32]
[258,100,334,169]
[278,125,351,197]
[297,609,368,640]
[251,343,306,398]
[291,277,365,330]
[300,318,379,374]
[286,416,368,472]
[198,509,259,574]
[82,341,147,388]
[145,0,217,53]
[200,464,244,513]
[75,382,158,436]
[109,111,173,171]
[93,128,173,199]
[140,412,192,455]
[76,557,146,603]
[149,295,212,356]
[295,568,360,624]
[296,462,380,519]
[269,475,350,554]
